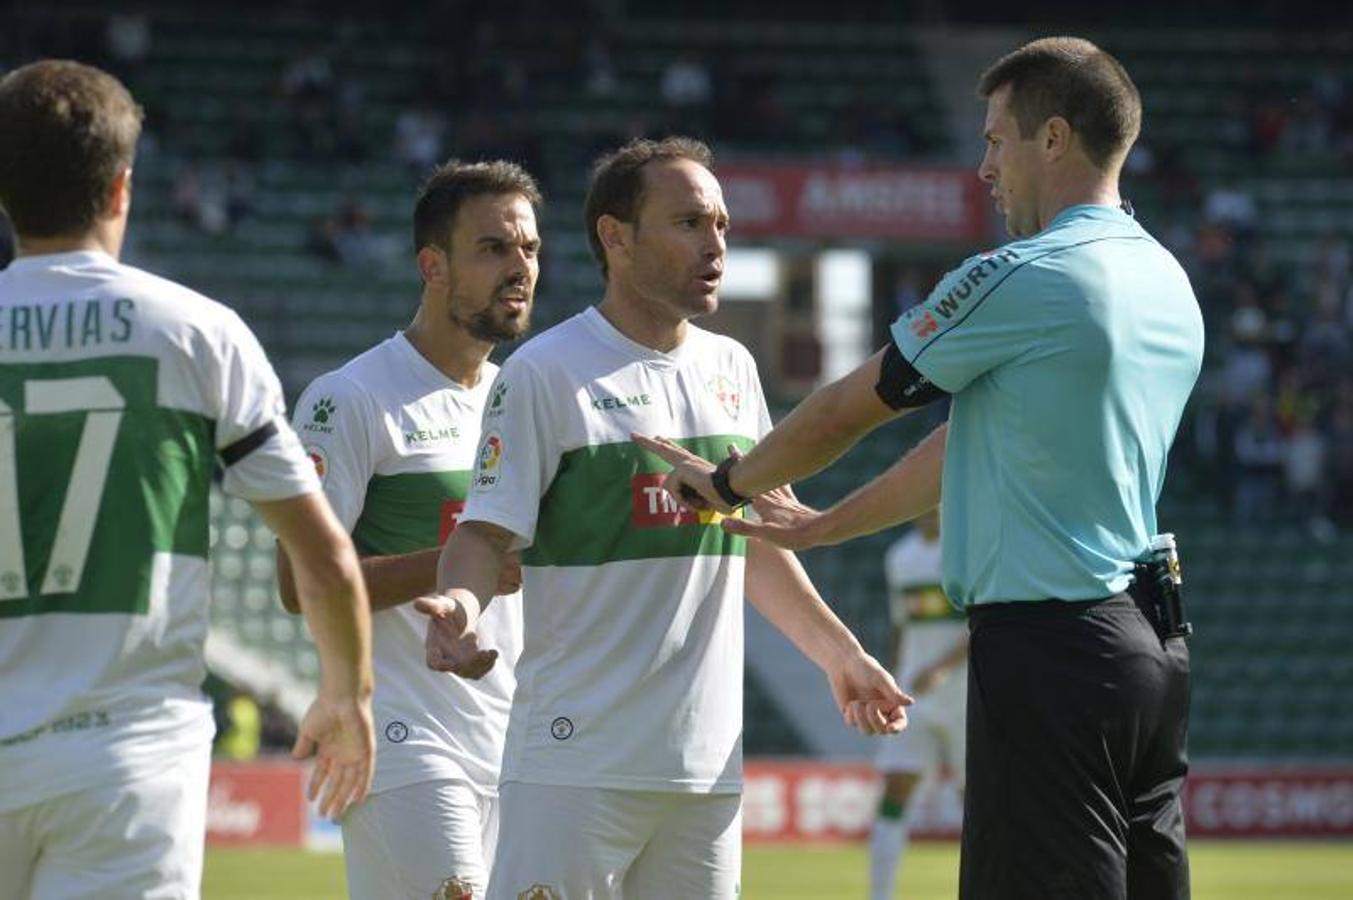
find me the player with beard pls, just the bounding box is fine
[277,161,539,899]
[417,137,909,898]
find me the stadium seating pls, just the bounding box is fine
[55,7,1347,760]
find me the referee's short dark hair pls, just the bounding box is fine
[977,36,1141,171]
[584,136,714,280]
[413,160,542,253]
[0,60,143,238]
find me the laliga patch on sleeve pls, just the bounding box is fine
[474,431,504,491]
[304,444,328,482]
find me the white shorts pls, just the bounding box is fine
[342,779,499,900]
[0,740,210,900]
[875,680,967,778]
[486,783,741,900]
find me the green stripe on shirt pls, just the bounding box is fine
[524,435,754,567]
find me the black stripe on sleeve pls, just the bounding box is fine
[219,419,280,466]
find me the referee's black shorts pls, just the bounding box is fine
[960,593,1190,900]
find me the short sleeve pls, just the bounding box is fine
[211,311,319,501]
[459,356,562,550]
[889,246,1039,393]
[746,353,773,440]
[290,372,375,531]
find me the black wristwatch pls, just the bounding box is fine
[711,456,750,509]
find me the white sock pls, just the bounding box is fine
[868,815,910,900]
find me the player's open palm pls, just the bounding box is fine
[829,651,913,737]
[291,693,375,819]
[723,485,826,551]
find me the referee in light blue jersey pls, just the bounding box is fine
[636,36,1203,900]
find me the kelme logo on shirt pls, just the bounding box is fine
[590,392,652,412]
[487,381,508,417]
[301,397,337,434]
[473,431,504,491]
[403,424,460,446]
[630,473,736,528]
[706,374,741,420]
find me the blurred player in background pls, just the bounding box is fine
[417,136,910,899]
[276,160,539,898]
[868,510,967,900]
[0,60,374,900]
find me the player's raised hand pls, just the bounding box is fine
[631,433,729,513]
[828,650,913,736]
[291,692,375,820]
[723,484,828,552]
[414,594,499,679]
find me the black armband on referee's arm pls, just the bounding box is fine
[874,342,948,410]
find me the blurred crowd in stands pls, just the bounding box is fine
[1124,65,1353,537]
[2,6,1351,538]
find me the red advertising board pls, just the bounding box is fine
[1183,767,1353,837]
[718,163,988,242]
[207,761,306,847]
[207,760,1353,847]
[744,760,1353,842]
[744,760,961,842]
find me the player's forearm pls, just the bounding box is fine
[359,547,443,611]
[808,423,947,546]
[436,521,512,629]
[259,494,374,701]
[299,543,375,700]
[730,351,903,498]
[744,539,865,672]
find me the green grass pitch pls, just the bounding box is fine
[204,840,1353,898]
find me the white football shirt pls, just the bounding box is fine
[462,307,771,794]
[0,250,317,812]
[884,529,966,701]
[294,333,522,795]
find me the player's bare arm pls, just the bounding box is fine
[277,545,521,614]
[253,492,375,819]
[634,347,908,512]
[744,535,913,736]
[725,423,947,550]
[414,519,516,679]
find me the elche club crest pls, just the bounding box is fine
[517,886,561,900]
[434,875,474,900]
[706,374,741,420]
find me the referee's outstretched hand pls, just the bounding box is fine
[631,433,730,513]
[722,485,826,552]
